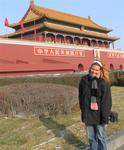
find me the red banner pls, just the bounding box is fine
[34,47,85,57]
[4,18,9,27]
[34,20,36,34]
[20,21,26,32]
[80,25,84,31]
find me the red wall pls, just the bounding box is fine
[0,42,124,76]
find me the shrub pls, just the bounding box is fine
[116,75,124,86]
[109,71,124,85]
[0,71,123,117]
[0,73,84,88]
[0,83,79,117]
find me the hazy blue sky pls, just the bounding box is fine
[0,0,124,50]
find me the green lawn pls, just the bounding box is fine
[0,86,123,150]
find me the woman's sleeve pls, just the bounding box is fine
[101,81,112,124]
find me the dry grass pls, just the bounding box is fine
[105,86,124,136]
[0,86,123,150]
[0,83,79,117]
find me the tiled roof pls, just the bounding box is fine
[5,1,119,41]
[5,22,119,41]
[9,2,111,32]
[3,23,45,37]
[44,23,119,41]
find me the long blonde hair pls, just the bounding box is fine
[101,66,109,81]
[100,61,110,81]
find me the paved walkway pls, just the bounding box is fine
[116,144,124,150]
[107,129,124,150]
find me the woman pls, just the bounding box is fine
[79,60,112,150]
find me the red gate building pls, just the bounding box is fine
[0,1,123,76]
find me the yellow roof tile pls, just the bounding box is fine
[44,22,118,41]
[5,22,119,41]
[9,2,111,32]
[6,2,119,41]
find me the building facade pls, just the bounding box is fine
[6,1,119,48]
[0,0,123,76]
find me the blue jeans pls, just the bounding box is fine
[86,125,107,150]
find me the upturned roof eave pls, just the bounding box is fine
[45,15,112,33]
[8,16,42,28]
[4,23,119,42]
[8,16,112,33]
[32,4,111,32]
[44,23,119,41]
[8,2,111,33]
[7,2,43,28]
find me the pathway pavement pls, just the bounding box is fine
[116,144,124,150]
[107,130,124,150]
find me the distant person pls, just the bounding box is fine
[79,60,112,150]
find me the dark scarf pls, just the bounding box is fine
[90,77,99,110]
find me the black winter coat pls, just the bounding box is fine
[79,74,112,125]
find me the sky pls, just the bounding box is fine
[0,0,124,50]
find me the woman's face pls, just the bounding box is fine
[90,64,101,78]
